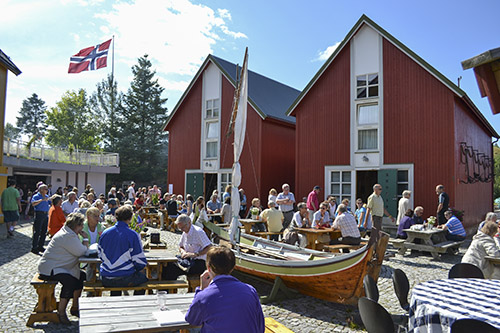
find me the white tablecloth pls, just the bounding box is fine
[409,278,500,332]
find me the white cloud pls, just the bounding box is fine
[157,78,191,92]
[315,41,341,62]
[96,0,247,78]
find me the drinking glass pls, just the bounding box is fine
[157,291,168,311]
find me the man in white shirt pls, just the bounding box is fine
[127,182,136,201]
[61,192,79,216]
[162,214,212,280]
[276,183,295,229]
[396,190,412,225]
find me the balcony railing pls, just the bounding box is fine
[3,138,119,167]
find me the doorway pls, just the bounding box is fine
[204,173,217,202]
[356,170,377,203]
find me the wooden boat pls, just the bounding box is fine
[203,221,388,305]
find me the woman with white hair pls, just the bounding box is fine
[462,221,500,279]
[396,190,412,225]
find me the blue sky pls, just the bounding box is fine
[2,0,499,139]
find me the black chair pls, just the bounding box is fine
[451,318,500,333]
[448,263,484,279]
[363,274,379,302]
[358,297,396,333]
[392,268,410,311]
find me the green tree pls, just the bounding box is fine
[494,144,500,199]
[16,93,47,141]
[4,122,20,140]
[89,74,123,150]
[45,89,101,150]
[114,55,169,184]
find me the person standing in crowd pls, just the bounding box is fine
[162,214,212,281]
[1,178,21,238]
[116,188,125,203]
[327,196,338,221]
[260,201,284,241]
[48,195,66,237]
[366,184,394,245]
[306,186,321,223]
[221,197,232,224]
[127,182,136,201]
[98,205,148,296]
[438,210,466,242]
[276,183,295,229]
[106,199,118,216]
[355,198,371,233]
[31,184,51,254]
[239,189,247,218]
[62,192,79,217]
[108,187,116,199]
[396,190,412,225]
[185,246,265,333]
[222,185,231,202]
[186,194,194,216]
[435,184,449,225]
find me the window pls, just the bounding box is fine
[205,99,220,118]
[356,73,378,99]
[220,172,232,196]
[397,170,409,199]
[330,171,351,202]
[357,104,378,150]
[204,99,220,159]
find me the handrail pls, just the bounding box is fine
[3,138,120,167]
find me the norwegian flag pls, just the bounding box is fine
[68,39,112,74]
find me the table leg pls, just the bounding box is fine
[311,235,318,250]
[422,236,439,259]
[244,224,251,234]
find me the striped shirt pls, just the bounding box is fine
[445,216,466,236]
[98,221,147,278]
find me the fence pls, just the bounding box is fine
[3,139,119,167]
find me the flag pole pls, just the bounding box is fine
[111,35,115,148]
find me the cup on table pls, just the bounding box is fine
[157,291,168,311]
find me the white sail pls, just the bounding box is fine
[229,49,248,243]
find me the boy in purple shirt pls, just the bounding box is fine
[185,246,264,333]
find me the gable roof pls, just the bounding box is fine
[286,14,498,138]
[163,54,299,130]
[0,49,21,76]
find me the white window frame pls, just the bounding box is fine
[218,170,232,200]
[356,73,379,99]
[356,102,379,152]
[324,166,354,208]
[203,98,220,160]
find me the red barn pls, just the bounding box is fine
[164,55,298,207]
[287,15,498,232]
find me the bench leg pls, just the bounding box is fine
[27,284,59,326]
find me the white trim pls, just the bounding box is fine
[378,34,384,165]
[324,166,355,205]
[380,164,414,208]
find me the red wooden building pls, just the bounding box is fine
[163,55,299,206]
[287,15,498,231]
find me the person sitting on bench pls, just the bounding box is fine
[330,204,361,248]
[438,210,466,242]
[185,245,265,332]
[98,205,148,296]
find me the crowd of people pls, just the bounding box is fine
[3,178,500,330]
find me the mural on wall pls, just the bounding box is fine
[459,142,493,184]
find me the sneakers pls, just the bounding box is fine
[38,247,46,253]
[31,249,40,255]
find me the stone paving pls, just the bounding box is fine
[0,220,466,332]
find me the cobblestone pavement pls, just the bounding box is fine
[0,221,466,332]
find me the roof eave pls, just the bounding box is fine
[0,50,22,76]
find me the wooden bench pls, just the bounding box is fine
[187,275,201,292]
[142,240,167,250]
[83,280,189,296]
[265,317,294,332]
[27,274,59,326]
[321,242,367,253]
[389,238,406,248]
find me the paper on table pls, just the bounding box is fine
[152,309,186,326]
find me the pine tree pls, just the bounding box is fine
[116,55,169,184]
[4,123,20,140]
[16,93,47,141]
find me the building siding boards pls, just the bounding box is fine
[166,78,202,195]
[294,45,351,200]
[383,38,457,224]
[453,97,493,229]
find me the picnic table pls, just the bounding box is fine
[295,227,342,250]
[139,206,161,228]
[239,218,263,234]
[79,293,196,333]
[392,227,462,259]
[80,249,178,282]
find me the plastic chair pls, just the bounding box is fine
[448,263,484,279]
[363,274,379,302]
[451,318,500,333]
[358,297,396,333]
[392,268,410,311]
